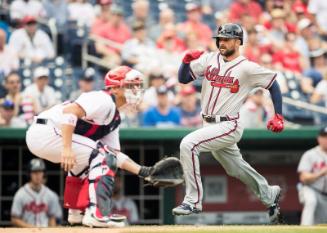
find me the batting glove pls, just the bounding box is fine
[267,114,284,133]
[182,50,204,64]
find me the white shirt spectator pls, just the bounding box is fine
[23,84,58,114]
[314,80,327,106]
[10,0,45,20]
[68,1,96,27]
[0,45,19,76]
[308,0,327,32]
[143,86,175,109]
[9,28,54,62]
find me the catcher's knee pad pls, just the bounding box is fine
[94,142,117,172]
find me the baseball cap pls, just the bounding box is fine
[81,68,95,82]
[22,16,37,24]
[319,126,327,137]
[309,48,326,58]
[180,86,196,96]
[34,67,49,79]
[185,3,201,12]
[156,85,168,95]
[297,18,312,31]
[29,158,46,172]
[0,99,15,110]
[271,8,286,18]
[132,21,145,31]
[111,5,124,15]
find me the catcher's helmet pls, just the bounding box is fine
[104,66,143,89]
[213,23,243,45]
[29,158,46,172]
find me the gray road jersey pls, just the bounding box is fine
[298,146,327,193]
[11,184,61,227]
[190,52,276,116]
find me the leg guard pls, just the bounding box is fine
[88,144,117,219]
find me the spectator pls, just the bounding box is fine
[243,27,268,63]
[311,69,327,107]
[240,89,268,128]
[23,67,58,114]
[156,24,186,53]
[142,85,180,127]
[272,32,303,73]
[201,0,232,15]
[42,0,69,32]
[90,0,112,35]
[111,175,139,224]
[11,159,62,227]
[295,18,315,63]
[148,8,175,41]
[121,21,157,73]
[178,85,201,128]
[177,3,212,49]
[94,5,131,68]
[68,0,96,27]
[229,0,263,23]
[9,16,55,64]
[0,99,26,127]
[308,0,327,38]
[297,126,327,225]
[0,29,19,77]
[10,0,44,22]
[303,48,326,87]
[141,73,174,111]
[265,8,288,49]
[126,0,155,32]
[69,68,95,101]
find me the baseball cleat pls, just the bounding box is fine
[82,209,125,228]
[172,203,201,216]
[68,209,84,225]
[268,185,284,224]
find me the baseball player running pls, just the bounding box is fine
[26,66,155,227]
[172,23,284,224]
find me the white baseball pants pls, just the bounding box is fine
[180,120,276,210]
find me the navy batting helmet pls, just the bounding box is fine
[213,23,244,45]
[29,158,46,172]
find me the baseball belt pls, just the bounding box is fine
[35,118,48,125]
[202,113,239,123]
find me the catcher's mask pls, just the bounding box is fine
[105,66,144,105]
[213,23,243,48]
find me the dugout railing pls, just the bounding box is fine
[0,127,321,226]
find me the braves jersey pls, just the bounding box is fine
[298,146,327,193]
[11,184,62,227]
[38,91,121,150]
[190,52,276,116]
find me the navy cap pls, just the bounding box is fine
[156,85,168,95]
[1,99,14,110]
[81,68,95,81]
[319,126,327,137]
[29,158,46,172]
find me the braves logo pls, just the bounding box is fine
[23,201,48,214]
[205,65,240,93]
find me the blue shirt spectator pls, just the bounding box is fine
[142,85,181,127]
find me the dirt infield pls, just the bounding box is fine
[1,226,327,233]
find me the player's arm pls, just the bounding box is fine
[11,216,35,227]
[178,50,204,84]
[61,103,86,172]
[266,81,284,133]
[299,168,327,184]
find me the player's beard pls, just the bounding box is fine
[219,47,236,57]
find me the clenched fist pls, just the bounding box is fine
[267,114,284,133]
[182,50,204,64]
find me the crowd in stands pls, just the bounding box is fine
[0,0,326,128]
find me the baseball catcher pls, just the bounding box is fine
[26,66,184,228]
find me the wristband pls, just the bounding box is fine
[61,113,77,126]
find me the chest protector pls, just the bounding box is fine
[74,109,121,141]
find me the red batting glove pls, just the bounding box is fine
[182,50,204,64]
[267,114,284,133]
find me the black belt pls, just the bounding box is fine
[202,114,228,123]
[36,118,48,125]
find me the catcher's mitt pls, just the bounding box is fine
[145,157,184,188]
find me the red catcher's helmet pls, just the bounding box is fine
[104,66,143,89]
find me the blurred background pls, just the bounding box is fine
[0,0,326,227]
